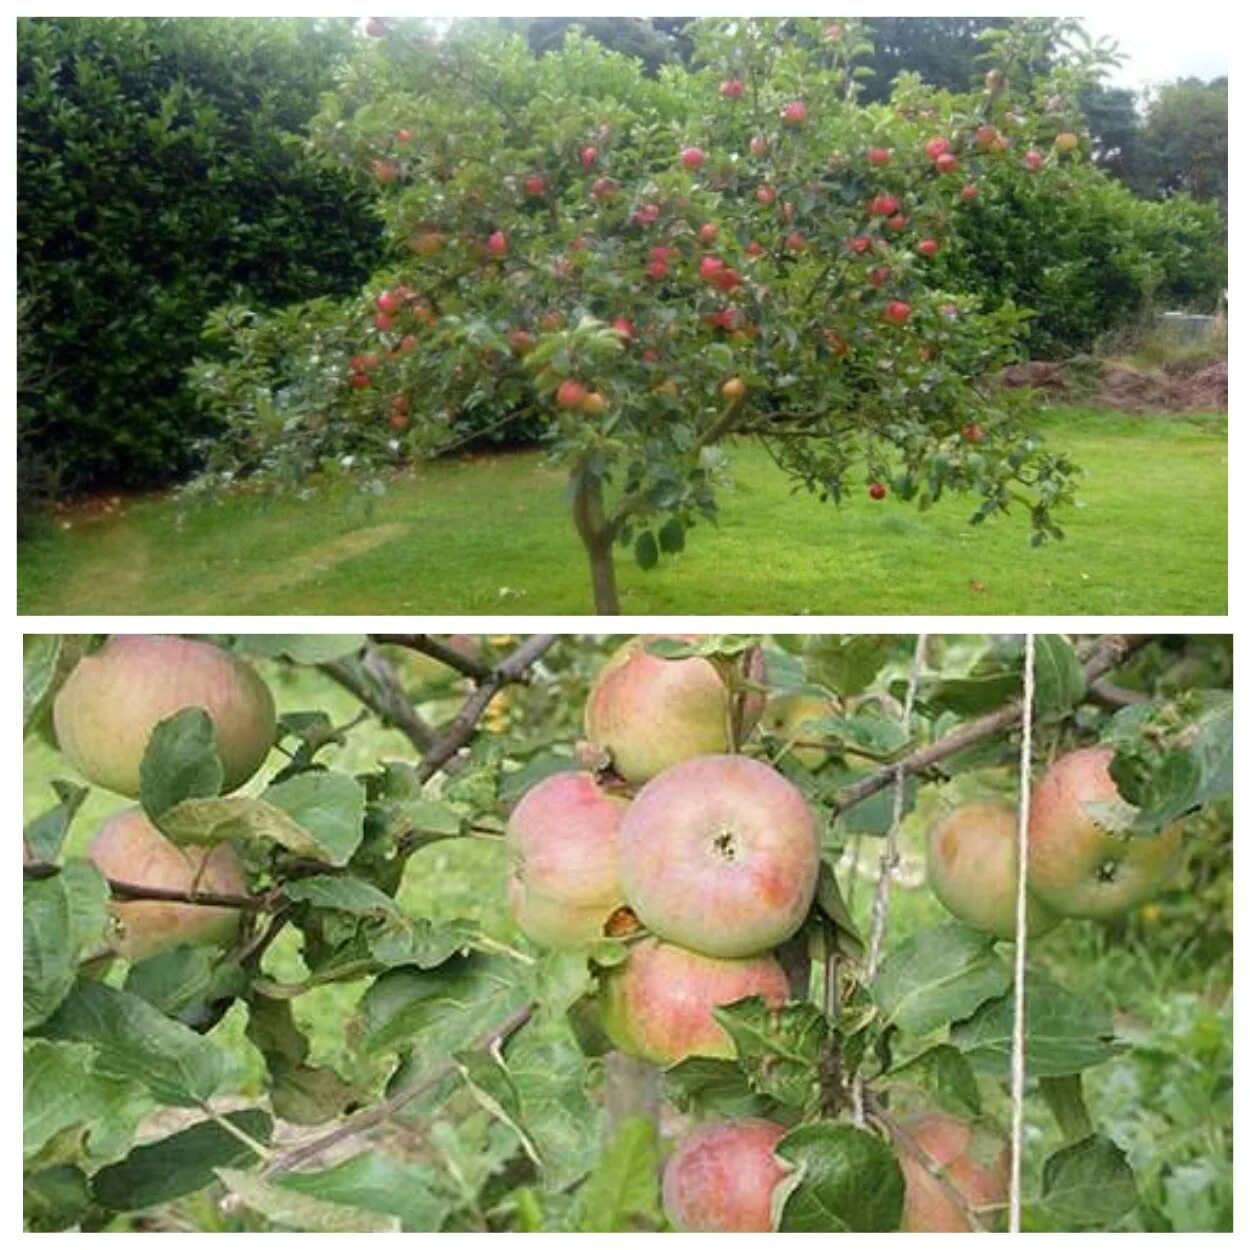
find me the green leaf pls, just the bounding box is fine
[657,518,686,555]
[23,781,90,862]
[271,1064,362,1126]
[23,634,63,733]
[124,944,235,1017]
[24,864,109,1031]
[714,998,829,1112]
[216,1167,401,1232]
[92,1111,273,1211]
[887,1044,982,1117]
[950,973,1117,1077]
[776,1122,905,1231]
[1040,1134,1138,1226]
[24,1164,93,1232]
[240,635,366,665]
[277,1152,453,1232]
[1040,1073,1093,1141]
[41,981,227,1107]
[633,529,659,570]
[139,708,225,820]
[264,771,366,865]
[1032,635,1086,717]
[815,862,863,956]
[570,1116,662,1231]
[663,1057,772,1120]
[283,875,401,918]
[805,636,895,698]
[873,924,1011,1036]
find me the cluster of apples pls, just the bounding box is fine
[50,636,276,961]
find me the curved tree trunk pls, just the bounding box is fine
[571,464,621,615]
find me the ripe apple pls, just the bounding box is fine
[960,183,979,202]
[663,1120,789,1232]
[584,635,765,786]
[698,222,719,245]
[601,938,788,1065]
[487,230,508,256]
[924,136,950,160]
[612,318,635,341]
[389,412,410,432]
[745,240,766,258]
[869,482,887,500]
[917,238,940,258]
[580,391,608,416]
[555,379,588,410]
[54,635,276,798]
[89,808,248,962]
[934,152,961,175]
[619,754,819,958]
[631,203,660,226]
[927,802,1059,940]
[680,146,706,170]
[849,235,874,254]
[762,692,838,769]
[719,79,745,99]
[1024,149,1044,171]
[371,159,398,183]
[509,328,537,354]
[390,392,410,414]
[523,174,547,196]
[962,422,985,442]
[375,291,401,315]
[756,184,777,206]
[504,771,626,948]
[885,213,908,231]
[884,300,911,325]
[869,194,900,217]
[785,231,806,252]
[868,265,891,288]
[781,100,808,126]
[974,125,1001,151]
[1054,131,1079,153]
[699,256,725,280]
[868,146,891,166]
[580,145,599,169]
[400,334,418,353]
[1027,746,1183,920]
[749,135,769,157]
[537,311,565,333]
[395,128,412,144]
[645,259,669,281]
[374,312,394,331]
[900,1114,1008,1231]
[721,376,746,401]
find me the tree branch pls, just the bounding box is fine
[832,634,1154,817]
[23,863,268,911]
[371,634,493,683]
[264,1003,534,1177]
[319,642,438,753]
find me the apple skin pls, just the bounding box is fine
[619,754,819,958]
[504,771,627,948]
[601,937,788,1066]
[54,635,276,798]
[899,1113,1008,1232]
[89,808,248,962]
[583,635,765,785]
[927,802,1059,940]
[762,692,838,769]
[1027,746,1183,920]
[663,1119,789,1232]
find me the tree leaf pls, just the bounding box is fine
[23,781,90,863]
[887,1043,982,1117]
[239,635,366,664]
[663,1057,772,1120]
[139,707,225,820]
[24,1164,93,1232]
[570,1116,662,1231]
[873,924,1011,1036]
[776,1122,905,1231]
[92,1111,273,1211]
[805,635,896,698]
[277,1152,453,1232]
[633,529,659,570]
[713,998,829,1111]
[23,634,63,733]
[264,771,366,865]
[283,874,401,918]
[1032,634,1087,717]
[216,1167,400,1232]
[24,864,109,1031]
[1040,1134,1139,1226]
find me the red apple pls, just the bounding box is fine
[756,184,777,206]
[580,145,599,169]
[869,194,900,217]
[591,176,619,200]
[924,136,950,160]
[868,146,891,166]
[371,159,398,183]
[487,230,508,256]
[885,213,908,231]
[698,222,719,245]
[699,256,725,280]
[785,231,805,251]
[663,1120,789,1232]
[645,259,668,281]
[934,152,961,175]
[1024,149,1044,171]
[749,135,769,158]
[962,422,984,442]
[884,300,911,325]
[373,312,393,331]
[900,1114,1009,1231]
[781,100,808,126]
[719,79,745,100]
[680,146,706,170]
[612,318,635,341]
[917,238,940,257]
[395,128,412,144]
[869,481,887,500]
[960,182,979,201]
[523,174,547,196]
[555,379,588,410]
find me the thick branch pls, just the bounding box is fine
[832,634,1153,817]
[264,1003,534,1177]
[371,634,493,683]
[23,863,268,911]
[414,634,559,784]
[319,642,438,754]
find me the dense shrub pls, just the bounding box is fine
[17,17,385,496]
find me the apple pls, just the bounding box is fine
[395,128,412,144]
[580,391,608,416]
[749,135,769,157]
[900,1114,1008,1231]
[89,808,248,962]
[364,17,385,37]
[885,213,908,231]
[719,79,745,100]
[1024,149,1044,171]
[371,159,398,183]
[373,312,394,331]
[1054,131,1079,153]
[869,482,887,500]
[868,147,891,166]
[555,379,588,410]
[869,194,900,217]
[849,235,874,254]
[884,300,911,325]
[824,22,844,41]
[868,265,891,288]
[917,238,940,258]
[487,230,508,256]
[504,771,626,948]
[399,334,418,353]
[631,203,660,226]
[663,1120,789,1232]
[974,125,1000,151]
[619,754,819,958]
[924,136,950,160]
[756,184,777,206]
[612,318,635,341]
[54,635,276,798]
[509,329,537,354]
[376,291,401,315]
[645,259,669,281]
[698,222,719,245]
[584,635,765,786]
[601,938,788,1065]
[934,152,961,175]
[785,231,806,252]
[962,422,984,442]
[745,240,766,258]
[699,256,725,280]
[523,174,547,196]
[781,100,808,126]
[1027,746,1183,920]
[960,183,979,201]
[927,802,1059,940]
[680,146,706,170]
[762,692,839,769]
[411,230,445,257]
[580,145,599,169]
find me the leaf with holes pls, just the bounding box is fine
[713,998,829,1111]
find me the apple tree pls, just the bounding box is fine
[23,632,1231,1230]
[188,17,1105,613]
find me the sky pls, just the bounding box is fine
[1076,13,1228,91]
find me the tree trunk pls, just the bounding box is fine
[604,1051,661,1135]
[570,465,621,615]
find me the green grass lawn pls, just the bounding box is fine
[18,407,1226,616]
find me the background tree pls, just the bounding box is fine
[1135,78,1228,213]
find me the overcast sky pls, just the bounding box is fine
[1079,13,1229,90]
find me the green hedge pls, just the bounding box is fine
[17,17,386,496]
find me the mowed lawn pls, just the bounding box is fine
[18,407,1226,616]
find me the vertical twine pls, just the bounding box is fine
[1009,633,1037,1233]
[852,633,926,1126]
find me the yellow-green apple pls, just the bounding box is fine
[619,754,819,957]
[663,1119,789,1231]
[761,691,838,769]
[54,635,276,798]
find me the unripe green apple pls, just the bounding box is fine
[89,808,248,962]
[583,635,764,785]
[619,754,819,957]
[663,1119,789,1231]
[1027,746,1182,920]
[926,801,1059,940]
[600,937,788,1066]
[761,691,838,769]
[899,1113,1008,1231]
[54,635,276,798]
[505,771,627,948]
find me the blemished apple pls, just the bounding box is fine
[54,635,276,798]
[899,1113,1009,1232]
[505,770,627,948]
[926,801,1059,940]
[89,807,248,962]
[619,754,819,958]
[1027,746,1183,920]
[583,635,765,785]
[600,937,788,1065]
[761,691,838,769]
[663,1119,789,1232]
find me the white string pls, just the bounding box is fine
[852,632,926,1126]
[1008,633,1037,1233]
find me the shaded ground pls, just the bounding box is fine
[999,358,1228,413]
